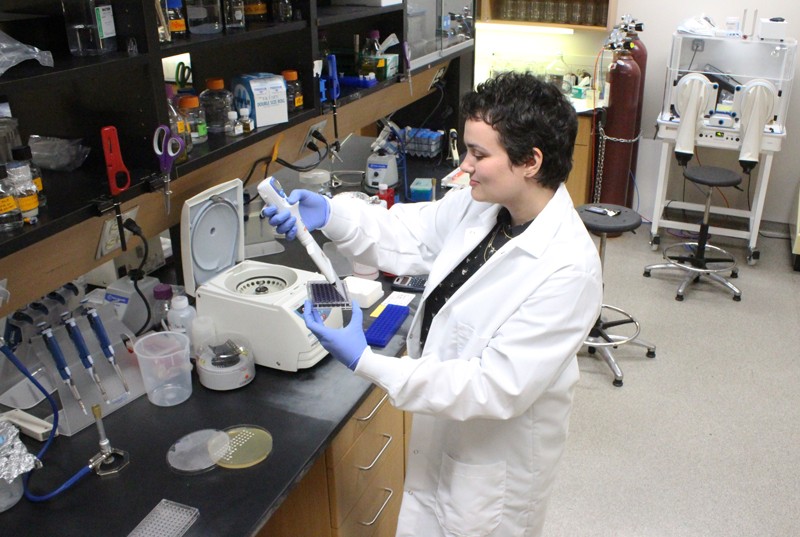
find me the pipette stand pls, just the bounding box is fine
[25,304,146,436]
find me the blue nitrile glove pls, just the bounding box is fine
[303,299,366,370]
[260,189,330,241]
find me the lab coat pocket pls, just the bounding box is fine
[434,452,506,536]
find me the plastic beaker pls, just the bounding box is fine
[133,332,193,407]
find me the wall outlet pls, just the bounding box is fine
[428,65,447,91]
[299,119,328,156]
[96,206,139,259]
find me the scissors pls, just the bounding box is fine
[153,125,185,215]
[175,61,192,88]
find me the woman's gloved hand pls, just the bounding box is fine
[302,299,366,370]
[260,189,330,241]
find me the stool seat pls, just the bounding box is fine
[683,166,741,188]
[576,203,654,387]
[577,204,642,235]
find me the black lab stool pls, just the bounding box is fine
[578,204,656,387]
[643,166,742,301]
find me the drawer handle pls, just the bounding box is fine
[355,393,388,422]
[357,433,392,471]
[359,487,394,526]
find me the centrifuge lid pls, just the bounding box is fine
[180,178,245,296]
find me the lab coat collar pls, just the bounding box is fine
[511,183,573,259]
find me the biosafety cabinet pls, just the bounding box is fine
[650,31,797,263]
[658,32,796,152]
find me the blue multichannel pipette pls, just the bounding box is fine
[62,312,108,403]
[84,307,129,393]
[38,323,87,415]
[257,176,347,300]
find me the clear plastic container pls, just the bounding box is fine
[199,78,234,133]
[153,283,174,330]
[244,0,268,23]
[167,0,188,38]
[168,295,197,343]
[185,0,223,34]
[224,0,246,32]
[226,111,243,137]
[166,99,191,161]
[178,95,208,144]
[60,0,118,56]
[239,108,254,134]
[6,161,38,224]
[0,165,23,232]
[281,70,303,112]
[133,332,192,407]
[11,145,45,207]
[273,0,292,23]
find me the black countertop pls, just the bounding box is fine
[4,148,438,535]
[5,349,375,536]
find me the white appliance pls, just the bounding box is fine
[180,179,343,372]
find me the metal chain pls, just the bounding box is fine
[592,126,642,204]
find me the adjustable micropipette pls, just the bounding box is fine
[62,312,109,403]
[38,323,87,415]
[257,176,348,301]
[84,307,129,393]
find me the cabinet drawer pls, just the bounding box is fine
[335,438,404,537]
[329,401,403,527]
[329,388,390,467]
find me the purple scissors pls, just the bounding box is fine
[153,124,184,214]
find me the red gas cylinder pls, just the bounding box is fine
[598,44,641,207]
[626,26,647,206]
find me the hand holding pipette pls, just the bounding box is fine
[258,177,346,299]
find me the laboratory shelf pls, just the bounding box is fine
[174,108,319,176]
[0,51,150,91]
[316,5,405,27]
[156,20,309,57]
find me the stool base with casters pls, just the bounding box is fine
[585,304,656,387]
[643,166,742,302]
[577,204,656,387]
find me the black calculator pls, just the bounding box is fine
[392,275,427,293]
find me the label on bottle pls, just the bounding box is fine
[0,195,19,214]
[32,176,43,191]
[17,193,39,212]
[176,119,187,134]
[95,6,117,39]
[294,94,303,108]
[169,18,187,32]
[196,121,208,137]
[245,2,268,16]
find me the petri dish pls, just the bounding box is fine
[210,425,273,469]
[166,429,230,475]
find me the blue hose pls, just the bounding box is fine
[1,342,94,502]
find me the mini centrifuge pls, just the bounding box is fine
[181,179,343,372]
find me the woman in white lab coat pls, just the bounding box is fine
[264,72,603,536]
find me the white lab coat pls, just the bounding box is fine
[323,184,603,537]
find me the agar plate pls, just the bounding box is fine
[210,425,273,469]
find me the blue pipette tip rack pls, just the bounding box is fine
[365,305,410,347]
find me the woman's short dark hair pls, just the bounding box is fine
[460,71,578,190]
